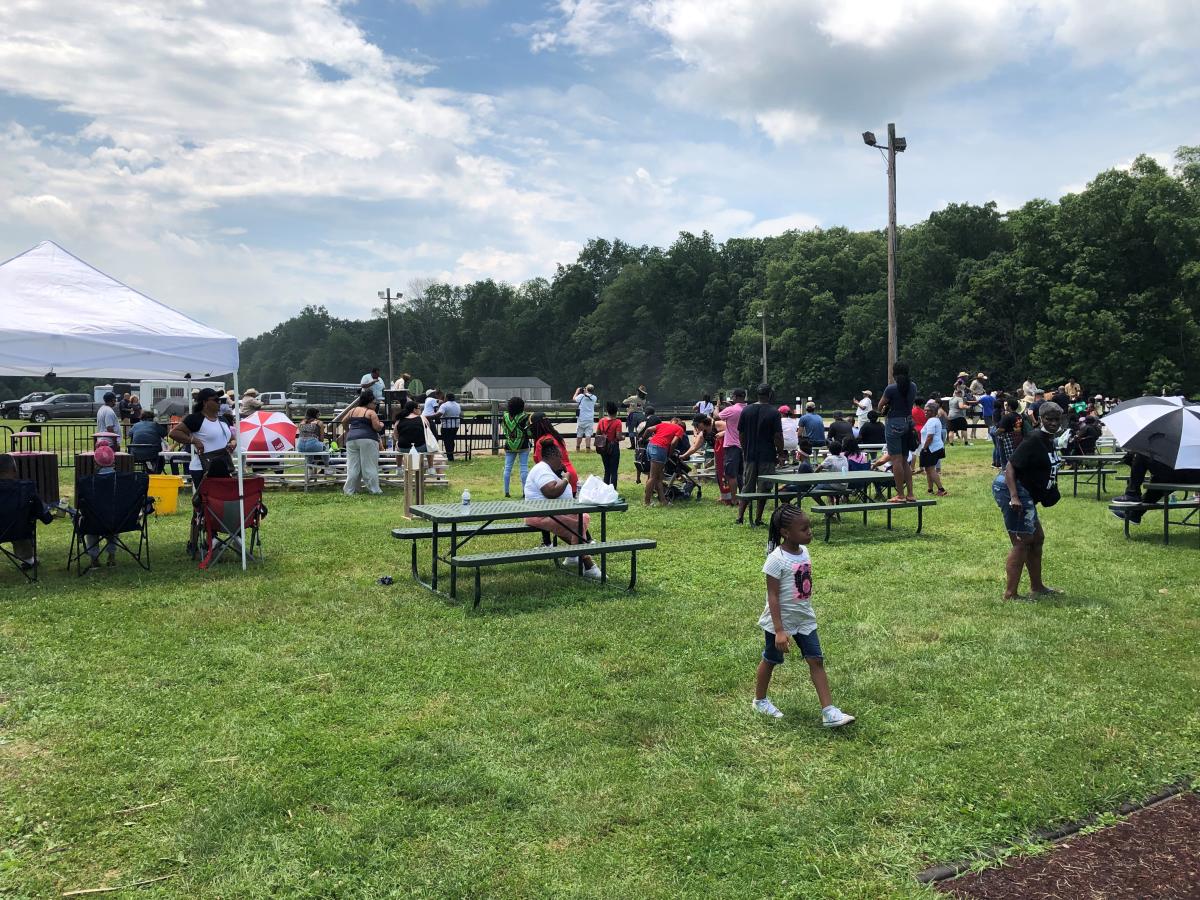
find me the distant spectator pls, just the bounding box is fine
[297,407,328,467]
[342,391,385,495]
[438,392,462,461]
[854,390,873,428]
[827,411,854,444]
[421,389,442,441]
[947,388,970,445]
[779,406,799,460]
[360,367,384,405]
[919,400,948,496]
[643,414,687,506]
[718,388,748,497]
[798,402,825,448]
[392,401,428,454]
[239,388,263,417]
[96,391,121,450]
[596,401,624,487]
[573,384,598,452]
[622,386,648,450]
[531,412,578,494]
[129,410,166,474]
[857,410,885,446]
[878,360,917,502]
[694,393,715,417]
[0,452,54,570]
[736,384,785,526]
[500,397,532,498]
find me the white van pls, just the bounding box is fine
[139,380,225,412]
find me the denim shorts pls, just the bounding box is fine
[992,474,1038,535]
[885,417,911,455]
[763,628,822,664]
[647,443,668,464]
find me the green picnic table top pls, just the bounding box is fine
[759,471,895,488]
[410,498,628,523]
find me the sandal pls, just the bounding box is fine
[936,490,949,497]
[887,495,908,504]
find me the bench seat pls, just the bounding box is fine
[450,538,657,606]
[809,499,935,541]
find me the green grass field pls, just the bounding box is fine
[1,444,1197,898]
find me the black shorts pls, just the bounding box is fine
[919,447,946,469]
[723,446,743,483]
[948,418,968,433]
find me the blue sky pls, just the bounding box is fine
[1,0,1198,337]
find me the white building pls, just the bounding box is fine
[460,376,552,402]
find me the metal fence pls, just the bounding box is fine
[5,421,121,467]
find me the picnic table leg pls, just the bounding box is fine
[600,510,607,584]
[917,505,924,534]
[410,539,418,578]
[1096,468,1102,501]
[1164,502,1170,545]
[824,515,832,542]
[431,522,439,591]
[450,522,458,600]
[578,513,584,576]
[628,550,637,590]
[886,508,892,530]
[474,568,482,608]
[1072,466,1079,498]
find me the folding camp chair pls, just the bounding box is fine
[0,478,50,582]
[68,472,152,575]
[197,476,267,570]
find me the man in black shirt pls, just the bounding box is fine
[826,411,854,444]
[995,401,1063,601]
[857,410,885,446]
[736,383,785,526]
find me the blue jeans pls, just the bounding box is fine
[992,474,1038,534]
[885,417,912,456]
[504,449,529,496]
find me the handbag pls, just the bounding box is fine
[904,426,921,453]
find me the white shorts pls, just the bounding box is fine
[577,421,594,438]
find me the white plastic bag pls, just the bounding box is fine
[577,474,619,504]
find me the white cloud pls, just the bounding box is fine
[528,0,633,55]
[743,213,821,238]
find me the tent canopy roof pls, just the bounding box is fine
[0,240,238,380]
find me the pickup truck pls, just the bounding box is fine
[1,391,58,418]
[259,392,307,414]
[20,393,102,422]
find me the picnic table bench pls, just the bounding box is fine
[240,450,448,491]
[1108,482,1200,546]
[1060,454,1124,500]
[808,499,936,541]
[400,498,654,606]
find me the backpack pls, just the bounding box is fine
[501,412,531,452]
[594,417,615,453]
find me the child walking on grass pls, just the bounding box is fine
[753,505,855,727]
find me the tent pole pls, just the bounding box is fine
[234,371,247,571]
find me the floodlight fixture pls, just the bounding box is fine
[862,131,877,147]
[894,136,907,152]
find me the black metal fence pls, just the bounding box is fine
[4,421,122,467]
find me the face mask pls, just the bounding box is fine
[1041,421,1061,436]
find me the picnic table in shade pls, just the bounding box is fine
[404,498,652,604]
[1060,454,1126,500]
[758,471,932,540]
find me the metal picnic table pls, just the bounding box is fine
[409,498,629,599]
[1060,454,1125,500]
[1112,482,1200,546]
[758,470,897,507]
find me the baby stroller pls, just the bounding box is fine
[663,453,703,502]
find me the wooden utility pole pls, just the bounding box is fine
[886,122,898,379]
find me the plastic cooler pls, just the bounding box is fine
[147,474,186,515]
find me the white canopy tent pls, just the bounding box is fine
[0,240,250,569]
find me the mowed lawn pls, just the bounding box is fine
[1,444,1197,898]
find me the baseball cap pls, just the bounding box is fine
[94,444,115,467]
[195,387,221,404]
[778,405,791,415]
[862,389,872,397]
[103,391,117,403]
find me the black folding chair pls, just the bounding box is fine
[68,472,152,575]
[0,479,48,582]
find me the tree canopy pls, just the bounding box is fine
[223,149,1200,404]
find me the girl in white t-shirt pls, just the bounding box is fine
[752,505,855,727]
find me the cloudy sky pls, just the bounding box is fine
[2,0,1198,337]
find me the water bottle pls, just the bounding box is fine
[461,489,471,506]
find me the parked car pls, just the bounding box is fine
[259,391,307,414]
[20,393,101,422]
[1,391,58,418]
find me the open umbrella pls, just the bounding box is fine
[1102,396,1200,469]
[239,410,297,454]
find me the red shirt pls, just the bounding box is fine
[649,422,685,450]
[911,405,927,429]
[597,417,623,444]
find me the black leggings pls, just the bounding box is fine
[1127,455,1200,504]
[602,447,620,486]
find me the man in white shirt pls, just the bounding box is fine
[96,392,121,449]
[360,368,384,405]
[854,390,873,428]
[422,390,442,440]
[522,443,600,578]
[573,384,597,452]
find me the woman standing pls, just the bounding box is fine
[993,401,1064,601]
[343,391,385,495]
[392,401,428,453]
[918,400,948,496]
[500,396,532,498]
[169,387,237,491]
[596,401,624,487]
[877,360,917,502]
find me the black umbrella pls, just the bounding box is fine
[1102,396,1200,469]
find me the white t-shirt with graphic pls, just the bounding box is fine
[758,545,817,635]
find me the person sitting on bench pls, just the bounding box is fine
[1111,452,1200,524]
[523,442,601,579]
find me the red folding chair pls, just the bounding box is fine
[196,476,267,570]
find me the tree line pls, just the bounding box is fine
[15,150,1195,411]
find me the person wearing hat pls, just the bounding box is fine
[81,443,120,572]
[853,390,873,429]
[95,391,122,450]
[969,373,987,397]
[623,385,648,451]
[170,388,237,490]
[240,388,263,417]
[573,384,598,452]
[779,405,799,462]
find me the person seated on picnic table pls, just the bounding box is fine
[826,411,854,444]
[1110,452,1200,524]
[297,407,329,467]
[843,437,870,472]
[857,409,885,446]
[642,414,687,507]
[530,413,578,494]
[993,401,1064,602]
[0,452,56,572]
[779,406,799,461]
[392,401,428,453]
[1070,415,1102,455]
[129,410,167,474]
[523,442,601,580]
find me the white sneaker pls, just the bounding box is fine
[752,697,784,719]
[582,564,602,580]
[562,556,579,567]
[821,706,855,728]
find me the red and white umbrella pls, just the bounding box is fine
[238,410,297,454]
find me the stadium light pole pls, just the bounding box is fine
[862,124,906,379]
[377,288,402,386]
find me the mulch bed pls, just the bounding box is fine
[936,791,1200,899]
